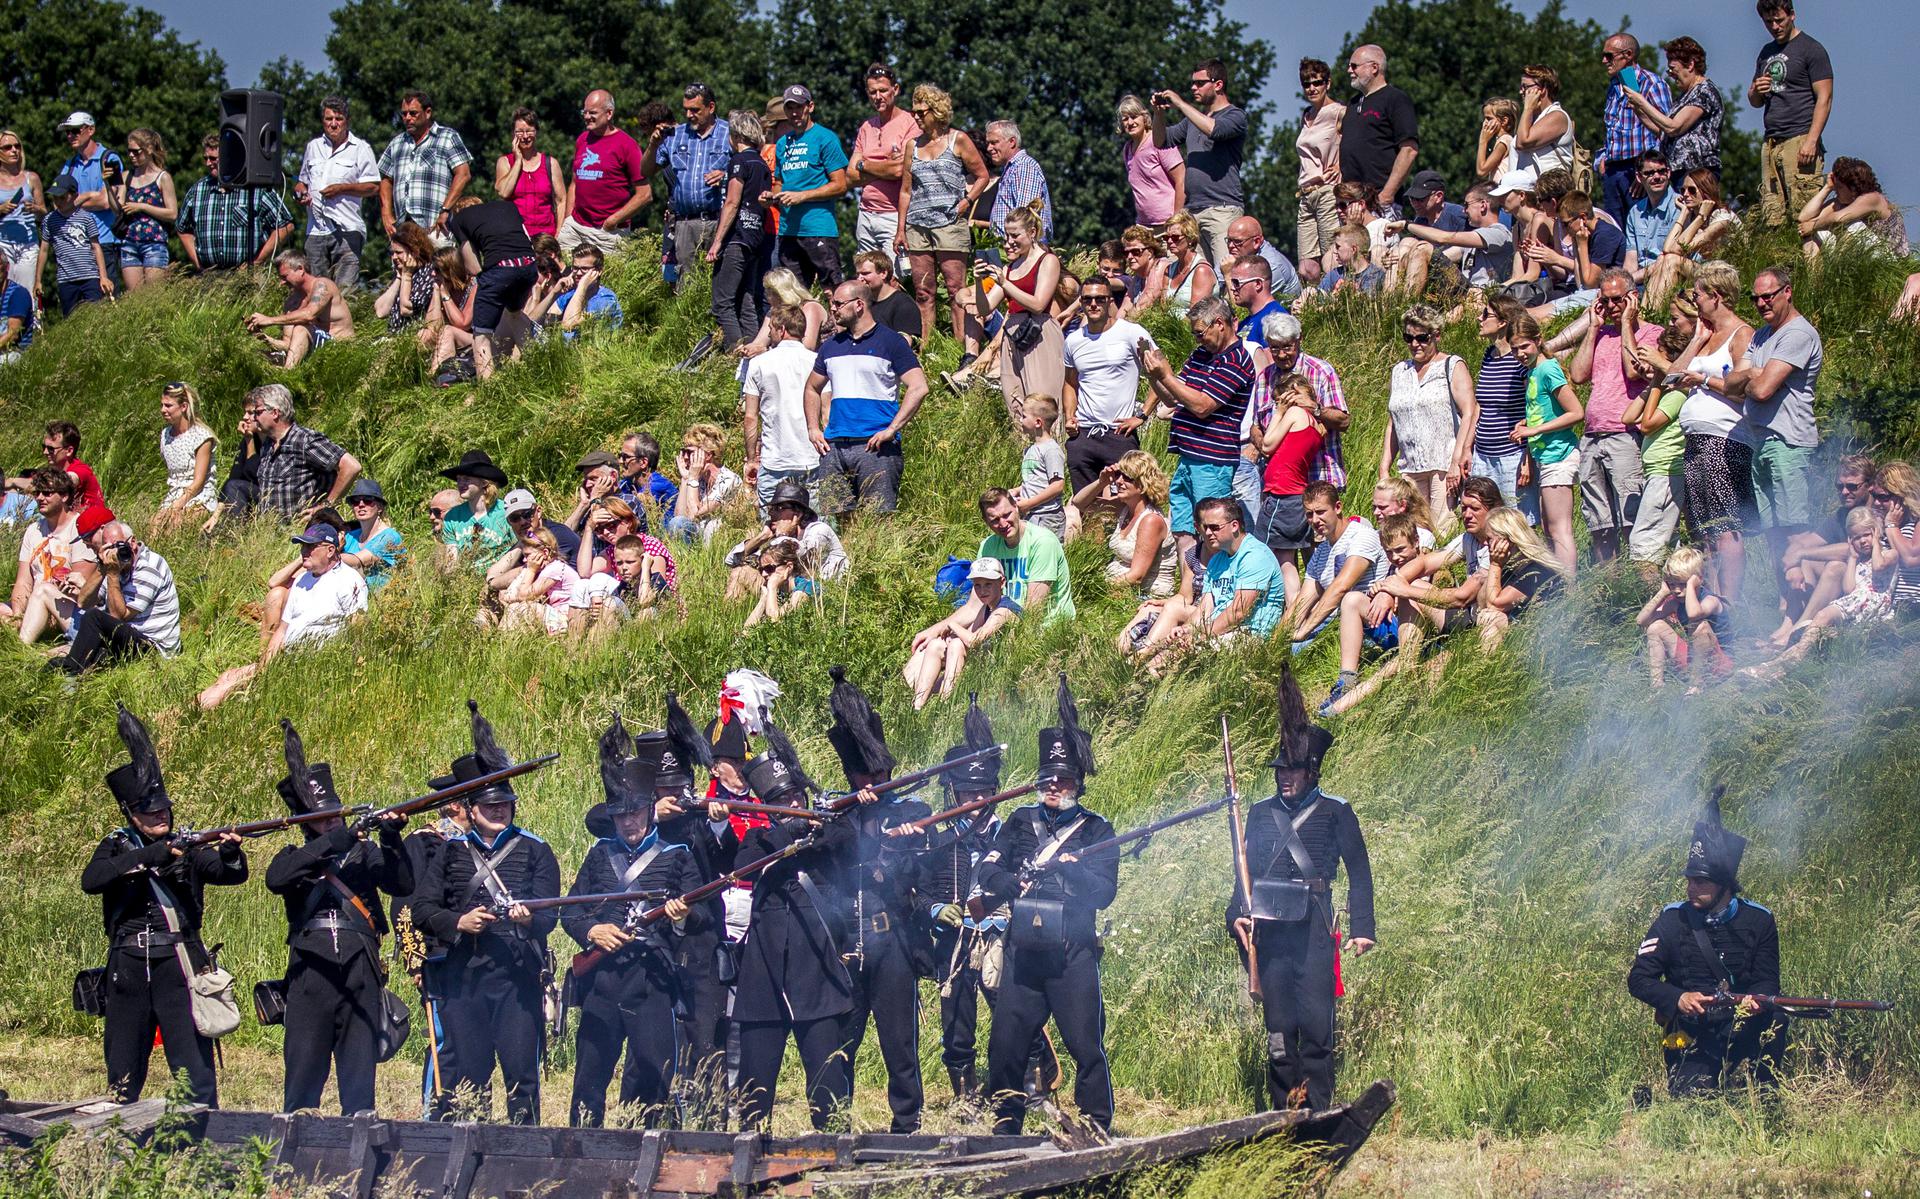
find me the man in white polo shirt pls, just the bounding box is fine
[295,96,381,290]
[743,303,823,518]
[197,524,367,709]
[1062,273,1156,493]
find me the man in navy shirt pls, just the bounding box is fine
[805,280,928,518]
[1382,169,1463,294]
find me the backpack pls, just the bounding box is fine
[1572,142,1597,198]
[934,556,973,606]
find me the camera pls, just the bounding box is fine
[107,540,133,566]
[101,159,123,185]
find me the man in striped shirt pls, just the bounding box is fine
[1140,294,1257,577]
[54,513,179,674]
[805,281,928,517]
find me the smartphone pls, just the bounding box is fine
[1620,65,1641,92]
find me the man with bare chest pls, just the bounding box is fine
[247,249,356,368]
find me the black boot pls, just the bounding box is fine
[947,1064,977,1102]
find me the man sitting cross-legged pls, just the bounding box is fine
[1129,495,1284,673]
[246,250,356,368]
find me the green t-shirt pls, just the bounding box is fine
[1639,391,1688,475]
[441,500,516,569]
[978,524,1076,624]
[1524,359,1579,466]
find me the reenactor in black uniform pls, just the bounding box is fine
[1628,796,1789,1096]
[411,701,561,1124]
[392,796,468,1113]
[824,666,931,1133]
[977,678,1118,1137]
[263,721,413,1114]
[912,697,1005,1109]
[564,714,705,1127]
[1226,666,1375,1113]
[81,705,248,1106]
[732,722,861,1131]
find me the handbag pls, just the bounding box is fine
[974,928,1005,995]
[149,874,241,1039]
[72,967,108,1016]
[1005,312,1046,353]
[253,978,288,1026]
[375,988,412,1062]
[1009,896,1070,956]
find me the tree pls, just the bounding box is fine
[0,0,227,183]
[766,0,1273,249]
[1246,0,1760,255]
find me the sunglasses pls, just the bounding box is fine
[507,509,534,521]
[759,564,781,574]
[1751,286,1786,304]
[1227,277,1260,290]
[1869,490,1897,502]
[1302,78,1329,88]
[1082,293,1114,304]
[1681,186,1703,196]
[1403,331,1435,344]
[349,495,381,505]
[1199,521,1232,533]
[427,507,449,518]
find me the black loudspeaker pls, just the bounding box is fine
[218,89,284,188]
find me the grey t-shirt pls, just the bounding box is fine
[1462,222,1515,287]
[1743,314,1822,448]
[1754,33,1833,141]
[1021,437,1067,534]
[1169,105,1248,211]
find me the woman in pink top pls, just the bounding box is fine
[1293,58,1345,283]
[495,107,565,237]
[1117,95,1184,228]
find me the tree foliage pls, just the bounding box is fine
[766,0,1274,248]
[0,0,227,182]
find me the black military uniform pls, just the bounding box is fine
[977,678,1118,1137]
[1628,799,1788,1096]
[80,705,248,1106]
[916,699,1006,1107]
[732,725,860,1131]
[824,667,931,1133]
[565,715,708,1127]
[392,809,465,1114]
[264,722,413,1114]
[411,702,561,1124]
[1226,668,1374,1113]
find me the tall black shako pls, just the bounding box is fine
[827,664,896,786]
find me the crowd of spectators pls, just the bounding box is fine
[4,0,1917,718]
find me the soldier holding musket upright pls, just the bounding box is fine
[411,701,560,1124]
[1227,664,1374,1113]
[82,705,248,1107]
[264,720,412,1114]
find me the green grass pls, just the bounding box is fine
[2,228,1920,1192]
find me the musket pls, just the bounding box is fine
[819,743,1008,813]
[172,804,374,846]
[1708,986,1894,1014]
[903,781,1040,833]
[1022,796,1230,879]
[707,798,829,823]
[568,830,822,980]
[354,753,562,827]
[496,889,671,916]
[1223,717,1261,1002]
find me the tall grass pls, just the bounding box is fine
[1,227,1917,1170]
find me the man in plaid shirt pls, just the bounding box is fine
[177,135,295,270]
[1597,34,1671,226]
[378,90,473,242]
[247,384,361,521]
[984,122,1052,240]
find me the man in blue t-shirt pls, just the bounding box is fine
[805,280,928,518]
[767,85,850,289]
[1131,495,1284,671]
[56,112,124,251]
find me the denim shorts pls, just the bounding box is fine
[1168,458,1238,535]
[119,241,169,269]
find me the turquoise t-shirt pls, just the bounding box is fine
[1203,537,1285,636]
[978,524,1076,624]
[1524,359,1579,466]
[774,125,850,238]
[441,500,515,569]
[344,525,407,590]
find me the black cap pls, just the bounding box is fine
[708,715,750,763]
[598,712,659,818]
[748,718,815,804]
[766,478,816,519]
[1035,674,1095,786]
[1268,663,1334,771]
[1403,168,1447,201]
[106,703,171,815]
[276,719,343,815]
[1683,790,1746,893]
[827,665,894,783]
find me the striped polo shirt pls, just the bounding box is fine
[814,323,921,442]
[1171,340,1255,465]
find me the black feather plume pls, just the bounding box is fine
[281,718,313,796]
[828,666,895,774]
[762,719,818,795]
[1703,783,1726,826]
[116,703,161,798]
[963,692,994,752]
[1056,674,1096,777]
[599,711,637,799]
[468,699,510,771]
[665,692,715,770]
[1276,663,1315,766]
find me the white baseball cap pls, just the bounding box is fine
[967,557,1004,581]
[1488,167,1537,198]
[58,111,96,131]
[501,488,538,516]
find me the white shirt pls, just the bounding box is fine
[298,132,380,235]
[743,340,823,472]
[1306,516,1388,590]
[1063,318,1153,428]
[281,562,368,647]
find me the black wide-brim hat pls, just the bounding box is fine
[278,761,343,815]
[439,449,508,487]
[106,762,171,814]
[766,478,816,519]
[432,754,518,806]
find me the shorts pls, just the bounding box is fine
[1536,450,1580,489]
[818,438,903,516]
[1439,604,1480,634]
[119,241,169,269]
[1471,449,1541,524]
[1168,458,1238,536]
[470,262,538,335]
[1628,471,1686,563]
[1577,432,1645,532]
[1364,613,1400,651]
[755,466,821,520]
[904,221,970,254]
[1258,492,1312,553]
[1750,437,1814,530]
[307,327,332,350]
[56,278,102,315]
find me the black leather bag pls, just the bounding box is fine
[1010,896,1070,956]
[375,988,411,1062]
[72,968,108,1016]
[252,978,288,1025]
[1005,312,1046,353]
[714,939,741,986]
[1250,879,1314,924]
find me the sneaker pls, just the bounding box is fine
[940,369,970,393]
[671,331,717,373]
[1318,677,1350,717]
[956,351,978,372]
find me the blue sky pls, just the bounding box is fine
[147,0,1920,213]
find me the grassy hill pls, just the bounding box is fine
[2,234,1919,1194]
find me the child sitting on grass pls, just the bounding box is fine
[1015,395,1067,540]
[499,528,579,635]
[1637,545,1730,692]
[1744,506,1896,677]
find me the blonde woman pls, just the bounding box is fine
[668,421,745,544]
[151,381,217,532]
[437,449,515,570]
[1070,449,1176,596]
[735,267,828,362]
[1118,94,1184,228]
[0,131,45,314]
[1371,475,1439,547]
[901,85,988,349]
[1162,210,1216,318]
[1477,506,1569,645]
[979,201,1064,427]
[500,527,580,635]
[1294,59,1345,278]
[107,128,177,289]
[1381,303,1476,520]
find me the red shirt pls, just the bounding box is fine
[68,459,107,520]
[571,128,646,227]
